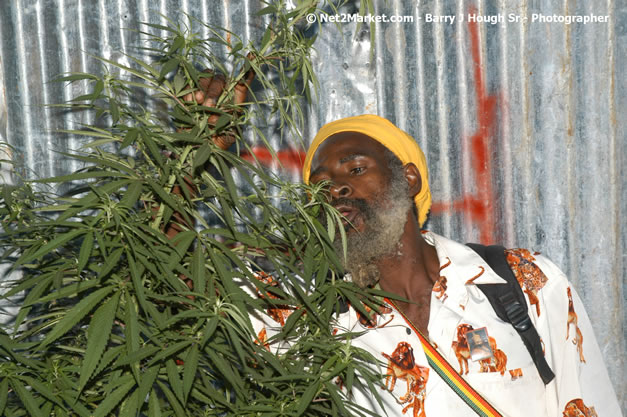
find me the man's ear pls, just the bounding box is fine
[403,163,422,198]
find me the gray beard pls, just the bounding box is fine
[333,175,413,288]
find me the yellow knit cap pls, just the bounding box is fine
[302,114,431,227]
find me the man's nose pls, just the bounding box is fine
[329,182,351,199]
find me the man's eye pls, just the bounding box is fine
[350,167,365,175]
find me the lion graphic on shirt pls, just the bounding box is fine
[562,398,598,417]
[451,324,507,375]
[477,335,507,375]
[354,303,394,329]
[451,323,473,374]
[432,257,452,302]
[253,271,293,326]
[505,249,548,316]
[382,342,429,417]
[566,287,585,363]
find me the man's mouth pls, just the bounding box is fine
[329,197,371,233]
[332,204,361,230]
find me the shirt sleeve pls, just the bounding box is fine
[533,255,622,417]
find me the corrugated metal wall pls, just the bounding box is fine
[0,0,624,410]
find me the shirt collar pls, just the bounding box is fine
[422,231,508,286]
[369,231,507,313]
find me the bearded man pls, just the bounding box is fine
[301,114,621,417]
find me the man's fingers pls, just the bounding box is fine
[212,133,236,150]
[234,68,255,105]
[194,90,206,103]
[203,74,226,107]
[208,114,220,126]
[179,58,257,151]
[183,60,255,107]
[182,69,213,103]
[197,72,214,92]
[234,54,256,105]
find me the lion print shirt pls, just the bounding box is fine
[332,232,621,417]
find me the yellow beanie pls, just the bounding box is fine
[302,114,431,227]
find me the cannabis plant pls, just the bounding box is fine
[0,4,384,416]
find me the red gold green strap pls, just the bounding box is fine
[385,298,503,417]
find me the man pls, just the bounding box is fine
[301,114,621,417]
[186,74,620,415]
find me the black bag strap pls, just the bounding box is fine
[466,243,555,385]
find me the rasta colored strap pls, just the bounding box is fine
[385,298,503,417]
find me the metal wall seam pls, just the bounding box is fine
[456,0,474,243]
[434,0,453,238]
[495,0,514,245]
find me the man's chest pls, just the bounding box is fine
[338,290,548,417]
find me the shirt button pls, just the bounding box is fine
[406,327,412,335]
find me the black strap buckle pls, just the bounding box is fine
[499,293,531,332]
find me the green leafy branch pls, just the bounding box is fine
[0,4,386,417]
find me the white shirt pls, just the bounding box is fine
[333,232,621,417]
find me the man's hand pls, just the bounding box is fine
[163,59,256,237]
[182,61,255,150]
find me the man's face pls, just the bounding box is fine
[310,132,395,230]
[309,132,413,287]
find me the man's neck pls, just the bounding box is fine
[376,212,440,335]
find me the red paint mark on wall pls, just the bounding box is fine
[242,5,498,243]
[430,5,498,244]
[241,147,306,173]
